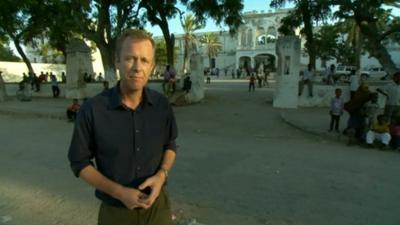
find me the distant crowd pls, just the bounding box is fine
[18,71,64,98]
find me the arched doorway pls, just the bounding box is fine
[254,54,276,72]
[239,56,251,69]
[266,26,277,43]
[256,27,266,46]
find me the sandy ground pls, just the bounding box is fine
[1,81,400,225]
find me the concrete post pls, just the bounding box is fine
[65,39,94,99]
[273,36,301,109]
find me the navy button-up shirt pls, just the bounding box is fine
[68,83,178,207]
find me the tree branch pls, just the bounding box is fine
[378,23,400,42]
[116,4,133,33]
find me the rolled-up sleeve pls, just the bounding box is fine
[164,103,178,152]
[67,103,95,177]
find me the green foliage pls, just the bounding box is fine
[182,14,203,51]
[200,32,222,66]
[0,43,21,62]
[271,0,332,67]
[137,0,243,65]
[155,40,168,66]
[155,40,178,66]
[314,24,339,62]
[277,11,301,35]
[332,0,400,72]
[184,0,244,34]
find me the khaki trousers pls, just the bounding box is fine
[98,188,172,225]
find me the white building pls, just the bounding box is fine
[157,9,399,74]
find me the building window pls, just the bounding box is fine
[247,29,253,47]
[256,27,266,45]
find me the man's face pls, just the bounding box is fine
[116,37,154,92]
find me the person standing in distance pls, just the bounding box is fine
[68,29,178,225]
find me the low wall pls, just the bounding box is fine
[3,80,389,108]
[0,61,67,82]
[298,82,387,108]
[4,81,163,98]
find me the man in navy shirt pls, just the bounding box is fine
[68,29,178,225]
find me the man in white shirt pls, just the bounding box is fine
[298,64,314,97]
[349,69,359,99]
[377,72,400,121]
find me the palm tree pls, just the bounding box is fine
[200,32,222,69]
[337,17,363,70]
[181,14,203,73]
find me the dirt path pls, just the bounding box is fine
[1,82,400,225]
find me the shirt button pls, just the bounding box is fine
[135,129,140,133]
[137,167,141,171]
[136,147,140,152]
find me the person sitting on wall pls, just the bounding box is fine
[38,71,47,83]
[61,72,66,83]
[162,65,171,94]
[182,74,192,93]
[298,64,314,97]
[66,98,81,122]
[97,73,104,82]
[83,72,91,83]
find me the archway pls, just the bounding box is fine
[239,56,251,70]
[256,27,266,45]
[266,26,277,43]
[254,53,276,72]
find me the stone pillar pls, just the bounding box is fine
[273,36,301,109]
[186,53,205,103]
[252,29,257,48]
[65,39,94,99]
[105,68,118,87]
[238,32,242,48]
[250,57,255,71]
[0,73,6,102]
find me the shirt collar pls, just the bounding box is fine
[109,82,154,109]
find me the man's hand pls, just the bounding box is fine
[115,186,149,210]
[137,171,166,209]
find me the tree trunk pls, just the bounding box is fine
[358,21,399,75]
[354,25,361,71]
[0,73,6,102]
[183,38,190,73]
[301,0,316,69]
[13,39,34,74]
[158,19,174,66]
[165,35,174,66]
[97,42,117,85]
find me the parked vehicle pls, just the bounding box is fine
[334,65,374,81]
[362,66,389,80]
[334,65,359,81]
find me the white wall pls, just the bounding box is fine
[0,61,66,82]
[0,47,105,83]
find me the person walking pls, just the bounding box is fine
[50,73,60,98]
[249,74,256,92]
